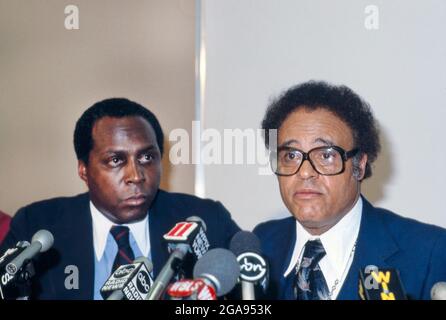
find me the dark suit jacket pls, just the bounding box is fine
[253,196,446,300]
[0,190,240,299]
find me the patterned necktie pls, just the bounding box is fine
[295,239,330,300]
[110,225,135,273]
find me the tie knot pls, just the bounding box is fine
[110,225,131,248]
[302,239,326,267]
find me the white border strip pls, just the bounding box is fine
[194,0,206,198]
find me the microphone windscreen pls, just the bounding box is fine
[186,216,207,232]
[431,282,446,300]
[193,248,240,296]
[229,231,261,256]
[31,230,54,252]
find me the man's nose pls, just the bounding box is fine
[297,159,318,180]
[125,160,146,184]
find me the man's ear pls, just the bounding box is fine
[78,160,88,184]
[357,153,368,181]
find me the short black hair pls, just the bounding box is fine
[261,80,380,179]
[74,98,164,164]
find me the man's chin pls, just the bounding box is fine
[113,206,149,224]
[290,206,321,222]
[292,210,328,231]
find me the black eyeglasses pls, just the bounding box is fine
[270,146,359,176]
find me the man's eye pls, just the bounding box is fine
[322,152,333,159]
[109,157,123,166]
[282,151,300,162]
[140,153,154,164]
[319,151,337,162]
[287,152,296,160]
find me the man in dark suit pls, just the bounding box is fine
[254,81,446,300]
[1,98,240,299]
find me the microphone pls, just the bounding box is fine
[100,256,153,300]
[0,241,33,300]
[229,231,268,300]
[0,241,30,268]
[166,248,240,300]
[0,231,53,300]
[5,230,54,276]
[166,278,217,300]
[359,266,408,300]
[431,282,446,300]
[192,248,240,297]
[146,216,210,300]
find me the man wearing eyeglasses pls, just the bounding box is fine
[254,81,446,300]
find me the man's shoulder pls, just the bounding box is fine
[381,208,446,233]
[153,189,238,228]
[365,199,446,246]
[155,189,225,211]
[3,193,90,252]
[14,193,89,220]
[153,190,240,249]
[253,216,295,240]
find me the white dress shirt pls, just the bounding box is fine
[284,197,363,300]
[89,201,151,261]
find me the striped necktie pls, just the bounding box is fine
[110,225,135,273]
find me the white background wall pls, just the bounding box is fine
[202,0,446,230]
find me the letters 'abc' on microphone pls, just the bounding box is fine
[145,216,210,300]
[229,231,268,300]
[167,248,240,300]
[100,256,153,300]
[359,267,408,300]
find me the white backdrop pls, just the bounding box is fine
[200,0,446,230]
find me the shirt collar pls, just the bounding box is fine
[89,201,150,261]
[284,197,362,277]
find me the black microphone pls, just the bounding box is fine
[0,241,33,300]
[192,248,240,298]
[100,256,153,300]
[5,230,54,276]
[431,282,446,300]
[359,266,408,300]
[230,231,268,300]
[146,216,210,300]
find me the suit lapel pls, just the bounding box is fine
[337,197,399,300]
[148,191,172,277]
[268,217,296,299]
[56,193,95,299]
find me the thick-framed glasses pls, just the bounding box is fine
[270,146,359,176]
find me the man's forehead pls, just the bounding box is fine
[93,116,153,132]
[280,137,336,147]
[278,109,354,147]
[281,107,348,126]
[91,116,157,147]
